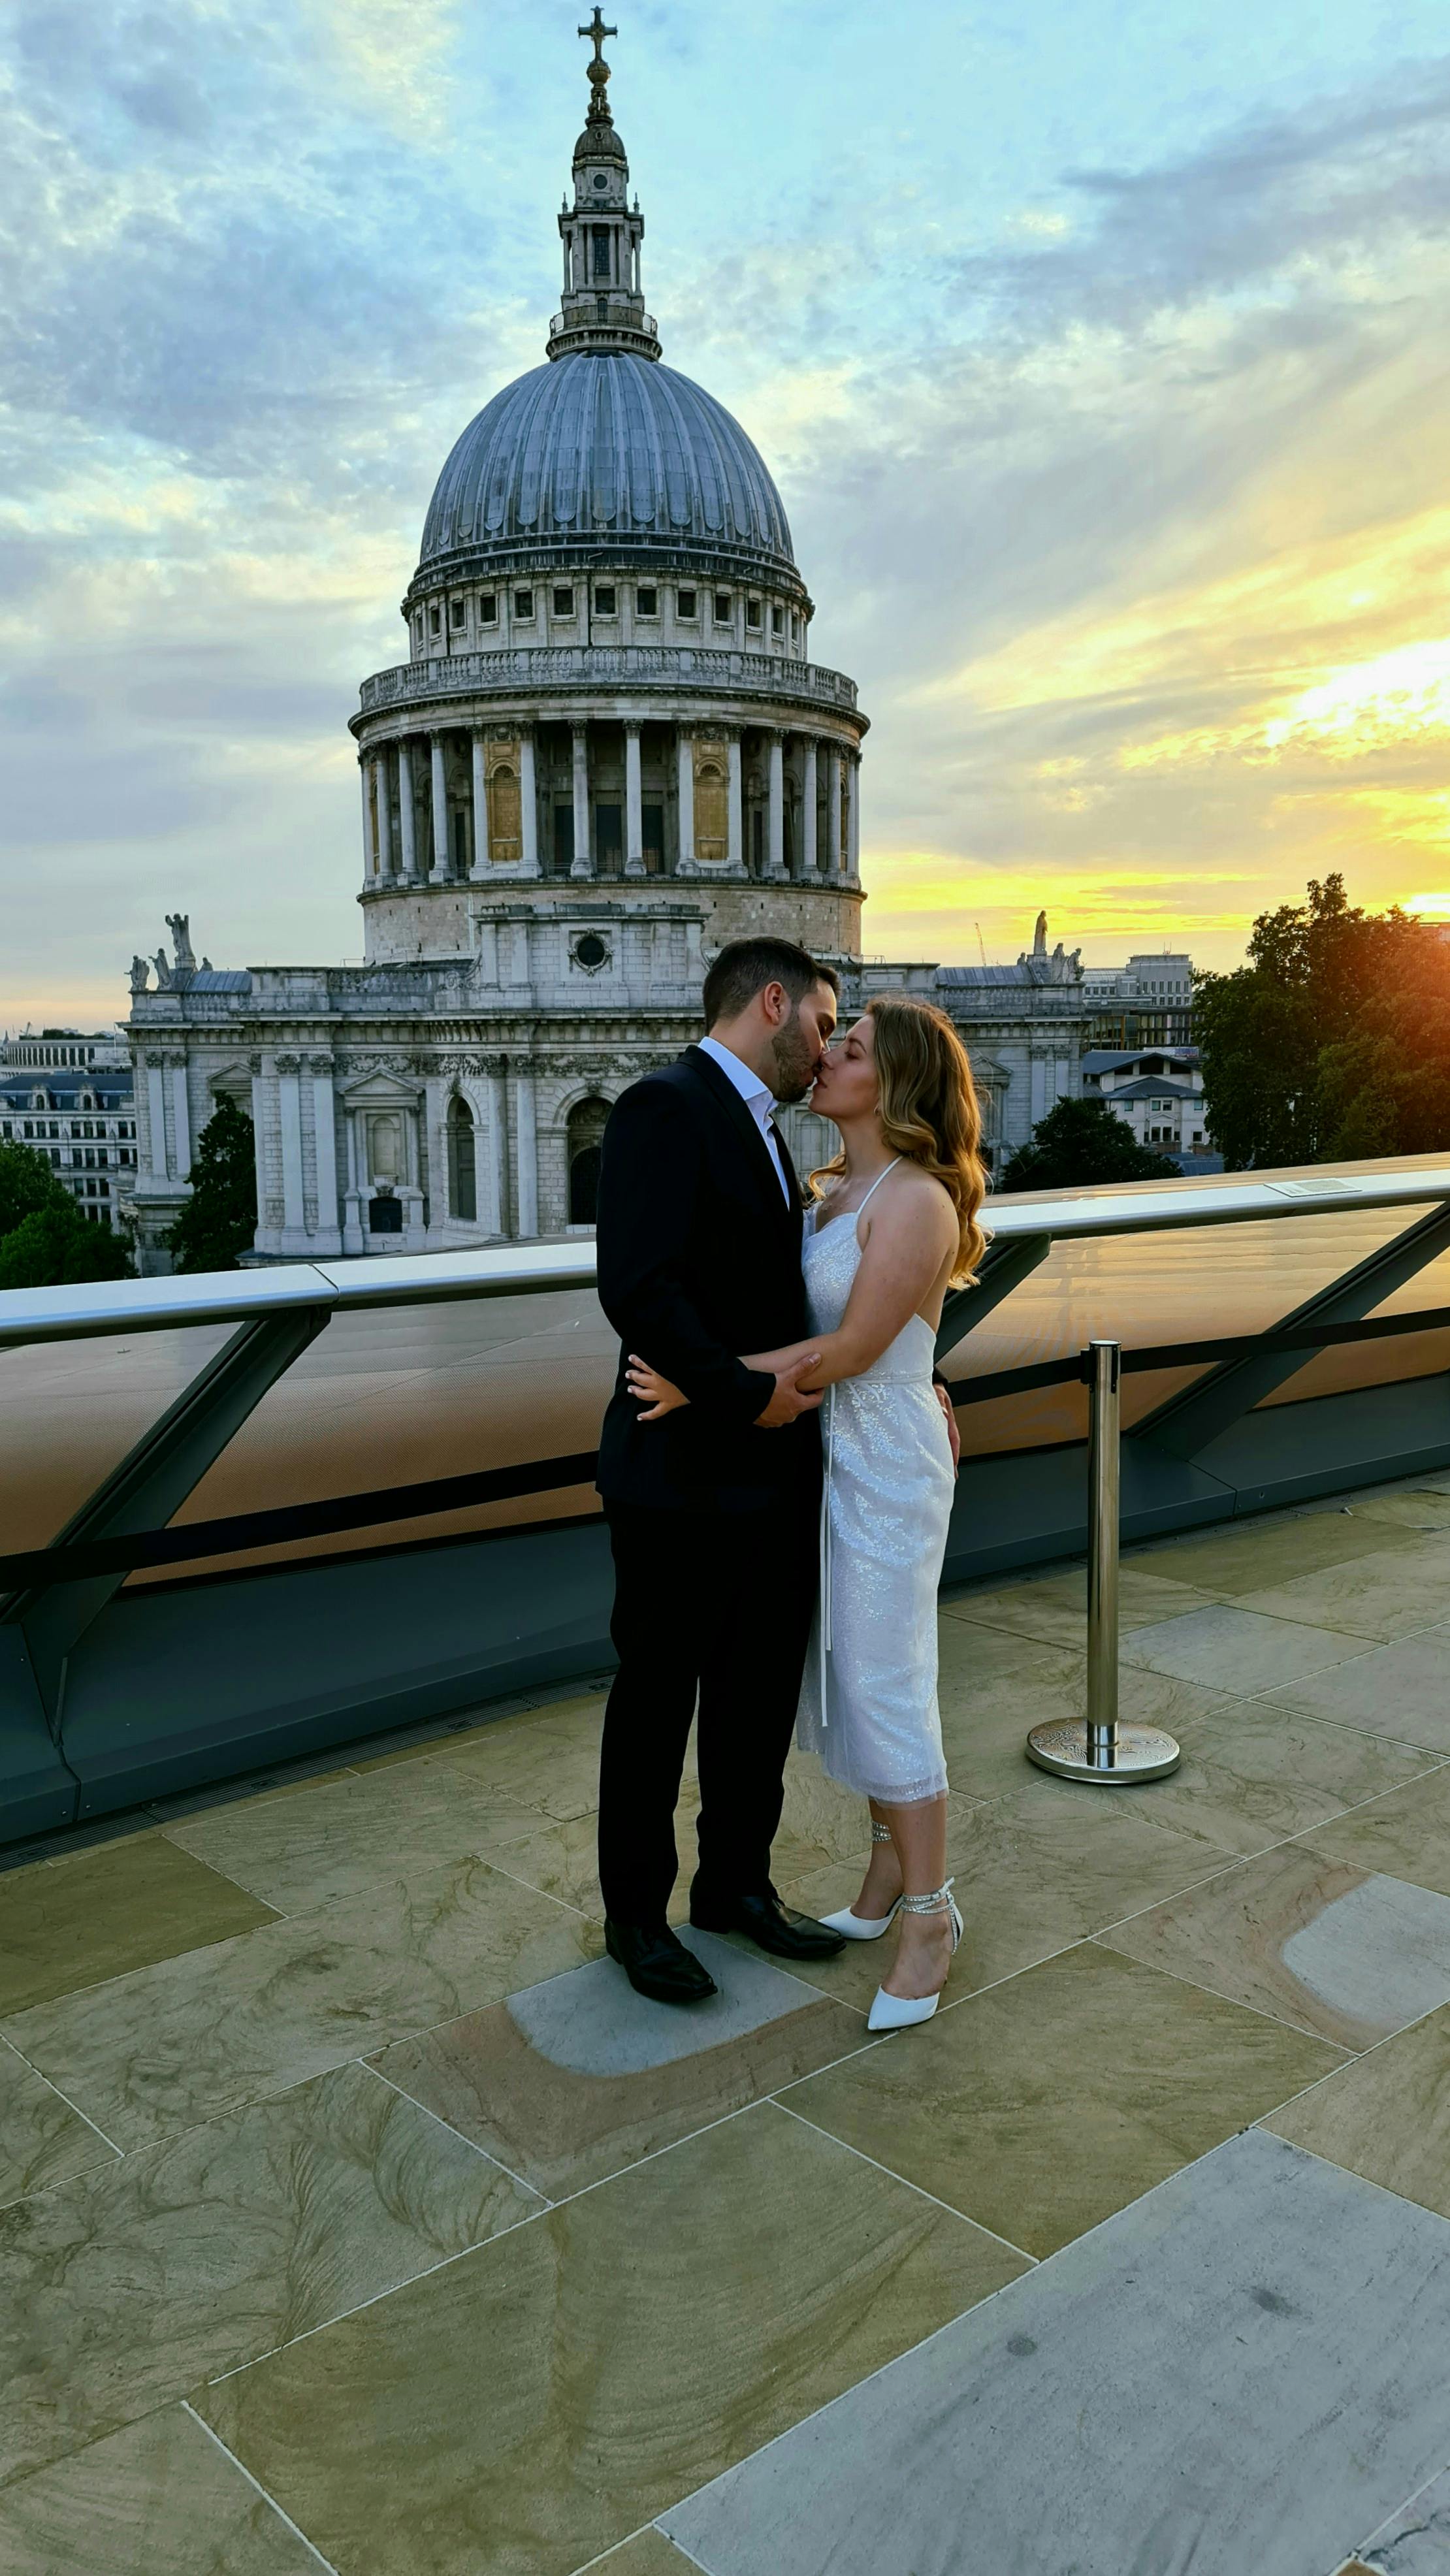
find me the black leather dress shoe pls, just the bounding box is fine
[604,1919,718,2005]
[689,1888,846,1961]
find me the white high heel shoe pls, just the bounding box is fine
[867,1880,962,2032]
[819,1822,904,1942]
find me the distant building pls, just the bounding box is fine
[1082,1043,1221,1172]
[1082,953,1195,1050]
[2,1029,129,1072]
[858,912,1089,1174]
[0,1046,138,1232]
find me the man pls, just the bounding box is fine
[594,935,848,2003]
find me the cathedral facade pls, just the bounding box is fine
[125,25,1082,1270]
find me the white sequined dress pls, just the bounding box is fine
[794,1176,954,1805]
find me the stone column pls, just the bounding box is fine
[398,741,419,881]
[676,727,696,873]
[570,720,592,878]
[801,737,819,874]
[312,1061,339,1244]
[766,730,787,878]
[470,730,489,879]
[826,745,843,879]
[146,1052,168,1180]
[487,1062,509,1236]
[276,1056,306,1240]
[429,731,449,880]
[514,1069,539,1236]
[169,1058,191,1180]
[624,720,645,876]
[727,730,745,875]
[249,1056,268,1242]
[359,759,373,878]
[847,749,862,880]
[519,727,540,878]
[374,750,392,878]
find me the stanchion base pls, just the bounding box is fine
[1026,1720,1182,1784]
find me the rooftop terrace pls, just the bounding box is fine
[10,1153,1450,2568]
[7,1473,1450,2571]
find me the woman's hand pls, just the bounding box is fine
[626,1355,690,1421]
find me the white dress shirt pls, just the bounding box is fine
[695,1035,792,1202]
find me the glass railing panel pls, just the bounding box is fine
[140,1285,615,1585]
[0,1325,237,1556]
[941,1206,1441,1457]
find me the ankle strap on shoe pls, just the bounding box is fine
[900,1877,956,1916]
[870,1819,893,1845]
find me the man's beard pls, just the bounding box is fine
[769,1006,818,1104]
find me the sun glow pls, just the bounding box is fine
[1263,638,1450,753]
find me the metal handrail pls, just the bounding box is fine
[7,1155,1450,1350]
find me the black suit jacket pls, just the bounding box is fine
[595,1047,822,1515]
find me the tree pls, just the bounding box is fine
[1000,1097,1180,1192]
[164,1094,257,1272]
[1195,875,1450,1168]
[0,1139,67,1239]
[0,1141,134,1288]
[0,1202,133,1289]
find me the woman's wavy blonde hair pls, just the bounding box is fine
[811,996,988,1284]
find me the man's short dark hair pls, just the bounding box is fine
[701,937,839,1030]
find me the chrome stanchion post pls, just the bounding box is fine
[1027,1338,1181,1785]
[1086,1337,1120,1767]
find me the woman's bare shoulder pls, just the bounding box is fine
[870,1164,956,1238]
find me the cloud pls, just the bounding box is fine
[6,10,1450,1029]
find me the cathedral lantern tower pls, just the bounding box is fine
[349,10,866,965]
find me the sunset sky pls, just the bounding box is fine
[3,0,1449,1027]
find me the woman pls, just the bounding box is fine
[627,995,987,2032]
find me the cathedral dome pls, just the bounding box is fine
[417,352,798,586]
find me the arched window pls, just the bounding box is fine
[447,1095,477,1223]
[566,1097,609,1225]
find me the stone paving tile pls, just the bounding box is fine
[1103,1703,1442,1860]
[3,1856,598,2151]
[588,2534,703,2574]
[664,2131,1450,2576]
[0,2058,536,2488]
[1268,1628,1450,1750]
[199,2100,1025,2576]
[0,2039,119,2208]
[785,1941,1340,2257]
[1099,1842,1450,2050]
[941,1562,1219,1650]
[1120,1602,1370,1696]
[937,1642,1236,1805]
[1358,2465,1450,2569]
[1297,1768,1450,1900]
[1236,1538,1450,1643]
[0,2406,326,2574]
[0,1837,276,2017]
[1349,1488,1450,1534]
[1129,1511,1424,1600]
[780,1779,1231,2012]
[373,1933,858,2198]
[424,1701,608,1822]
[163,1761,543,1914]
[1266,2000,1450,2222]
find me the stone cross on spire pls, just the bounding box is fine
[579,7,618,121]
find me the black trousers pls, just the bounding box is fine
[598,1496,818,1927]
